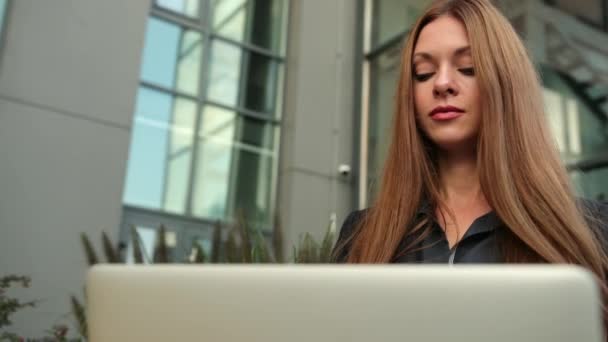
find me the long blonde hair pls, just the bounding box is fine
[338,0,608,327]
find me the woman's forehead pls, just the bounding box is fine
[414,16,470,56]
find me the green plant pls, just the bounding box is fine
[72,213,337,339]
[0,275,35,341]
[1,275,81,341]
[293,219,336,263]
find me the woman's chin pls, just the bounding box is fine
[427,134,478,152]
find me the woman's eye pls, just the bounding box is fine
[414,72,434,82]
[459,67,475,76]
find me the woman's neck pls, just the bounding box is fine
[435,148,491,245]
[437,148,485,206]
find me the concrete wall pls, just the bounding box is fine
[279,0,360,250]
[0,0,150,337]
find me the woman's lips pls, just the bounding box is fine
[429,105,465,121]
[430,111,464,121]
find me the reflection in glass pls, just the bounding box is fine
[192,105,276,227]
[207,40,281,115]
[141,17,203,96]
[156,0,200,18]
[371,0,426,48]
[123,87,196,213]
[543,87,568,153]
[211,0,287,53]
[550,0,603,28]
[243,51,281,114]
[541,66,608,160]
[570,167,608,200]
[207,40,242,108]
[177,30,203,95]
[231,147,275,228]
[163,98,196,214]
[192,106,237,220]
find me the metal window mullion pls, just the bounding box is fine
[140,80,200,102]
[237,48,251,115]
[160,23,187,213]
[200,0,210,29]
[139,87,281,123]
[211,33,284,61]
[243,0,255,48]
[566,154,608,172]
[224,42,251,222]
[273,0,291,120]
[204,99,281,124]
[270,0,293,227]
[278,0,291,56]
[225,122,242,223]
[150,6,207,32]
[123,204,274,237]
[184,18,214,218]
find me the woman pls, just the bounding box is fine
[332,0,608,327]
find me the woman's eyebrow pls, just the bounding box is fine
[413,45,471,61]
[413,52,433,61]
[454,45,471,57]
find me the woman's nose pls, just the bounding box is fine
[433,68,458,97]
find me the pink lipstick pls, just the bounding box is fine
[430,105,465,121]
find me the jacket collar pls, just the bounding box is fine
[416,198,502,236]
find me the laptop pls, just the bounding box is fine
[86,265,604,342]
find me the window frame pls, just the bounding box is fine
[122,0,290,253]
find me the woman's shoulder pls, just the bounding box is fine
[337,209,369,239]
[578,197,608,220]
[577,197,608,247]
[331,209,369,263]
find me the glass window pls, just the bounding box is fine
[207,40,243,108]
[124,1,288,233]
[367,43,401,200]
[207,39,281,115]
[371,0,427,48]
[243,51,282,114]
[192,106,237,220]
[123,87,196,213]
[140,17,203,96]
[192,105,277,226]
[155,0,200,19]
[0,0,8,33]
[571,167,608,200]
[164,98,197,213]
[211,0,288,53]
[550,0,604,28]
[541,65,608,161]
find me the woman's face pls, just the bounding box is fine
[413,15,481,151]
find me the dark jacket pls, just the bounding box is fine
[333,198,608,264]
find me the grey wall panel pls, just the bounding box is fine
[0,0,149,128]
[279,0,359,253]
[0,98,131,336]
[0,0,150,337]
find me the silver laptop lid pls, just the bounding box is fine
[87,265,603,342]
